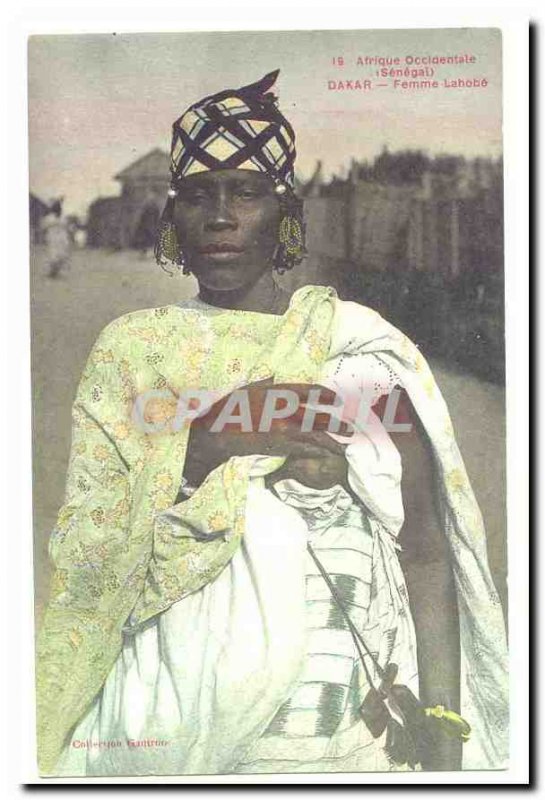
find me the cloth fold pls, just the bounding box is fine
[36,285,508,775]
[36,285,335,773]
[56,484,310,777]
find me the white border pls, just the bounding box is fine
[3,3,530,792]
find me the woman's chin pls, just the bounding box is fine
[192,263,270,293]
[195,274,249,293]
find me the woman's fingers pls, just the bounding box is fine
[271,412,354,438]
[283,429,347,457]
[303,430,348,456]
[193,381,353,440]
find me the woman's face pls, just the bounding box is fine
[173,169,281,292]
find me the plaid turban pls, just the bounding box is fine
[169,69,296,188]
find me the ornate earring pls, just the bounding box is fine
[154,187,191,276]
[279,214,305,258]
[273,186,307,274]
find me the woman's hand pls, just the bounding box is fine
[183,378,350,488]
[264,449,349,492]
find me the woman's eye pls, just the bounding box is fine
[182,193,207,205]
[236,190,259,199]
[178,188,209,204]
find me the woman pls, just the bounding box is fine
[37,71,508,776]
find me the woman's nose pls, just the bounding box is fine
[205,193,237,231]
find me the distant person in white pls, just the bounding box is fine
[41,198,71,278]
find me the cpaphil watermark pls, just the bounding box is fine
[131,386,413,435]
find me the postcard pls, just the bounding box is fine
[28,27,513,780]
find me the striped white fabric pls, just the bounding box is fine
[234,481,419,774]
[54,295,508,775]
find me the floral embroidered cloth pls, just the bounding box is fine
[36,285,508,774]
[36,285,335,773]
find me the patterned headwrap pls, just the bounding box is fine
[156,70,305,274]
[169,69,296,189]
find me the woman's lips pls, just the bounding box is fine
[199,244,245,262]
[199,243,245,254]
[204,251,244,262]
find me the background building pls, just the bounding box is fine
[87,148,169,249]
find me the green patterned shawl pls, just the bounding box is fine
[36,285,336,774]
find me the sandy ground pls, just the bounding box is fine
[31,245,507,621]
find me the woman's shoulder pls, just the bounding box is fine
[91,304,183,352]
[333,296,405,340]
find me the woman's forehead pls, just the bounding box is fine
[180,170,273,188]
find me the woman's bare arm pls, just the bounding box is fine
[392,389,463,771]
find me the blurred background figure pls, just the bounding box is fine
[72,223,87,249]
[40,198,71,278]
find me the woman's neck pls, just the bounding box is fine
[197,271,291,315]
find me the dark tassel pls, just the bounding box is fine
[359,663,426,769]
[385,718,418,770]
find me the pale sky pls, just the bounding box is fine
[28,28,502,217]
